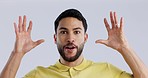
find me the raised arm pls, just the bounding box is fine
[0,16,44,78]
[95,11,148,78]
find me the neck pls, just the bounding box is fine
[60,55,84,67]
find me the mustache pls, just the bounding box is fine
[64,42,77,48]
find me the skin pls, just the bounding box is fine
[0,16,44,78]
[96,12,148,78]
[0,12,148,78]
[54,17,88,66]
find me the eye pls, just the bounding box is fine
[60,31,67,34]
[74,31,81,34]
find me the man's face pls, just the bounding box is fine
[54,17,88,62]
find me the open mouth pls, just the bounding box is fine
[64,44,77,53]
[65,46,76,49]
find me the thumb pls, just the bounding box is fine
[33,39,45,48]
[95,39,108,45]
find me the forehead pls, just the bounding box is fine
[58,17,84,30]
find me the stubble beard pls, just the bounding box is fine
[57,42,84,62]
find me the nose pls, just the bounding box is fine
[67,33,75,43]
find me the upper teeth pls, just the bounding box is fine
[68,46,73,48]
[66,46,74,48]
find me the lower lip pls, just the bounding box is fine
[64,48,77,57]
[65,48,76,53]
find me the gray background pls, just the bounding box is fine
[0,0,148,77]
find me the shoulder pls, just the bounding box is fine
[91,61,110,68]
[92,62,123,72]
[83,60,111,71]
[88,61,123,72]
[26,65,52,74]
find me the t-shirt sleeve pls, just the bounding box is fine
[23,69,37,78]
[108,63,134,78]
[119,71,133,78]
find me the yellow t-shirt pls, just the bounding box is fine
[24,59,133,78]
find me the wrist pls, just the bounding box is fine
[11,51,25,58]
[118,44,132,55]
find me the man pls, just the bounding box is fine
[0,9,148,78]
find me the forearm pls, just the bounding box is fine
[0,51,24,78]
[120,46,148,78]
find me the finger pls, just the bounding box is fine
[27,21,32,34]
[95,39,108,46]
[18,16,22,32]
[113,12,118,28]
[22,15,27,32]
[14,22,19,35]
[104,18,110,33]
[120,17,124,31]
[33,39,45,48]
[110,11,115,29]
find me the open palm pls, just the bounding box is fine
[96,12,128,52]
[13,16,44,54]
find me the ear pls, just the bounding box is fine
[84,33,88,43]
[54,34,57,44]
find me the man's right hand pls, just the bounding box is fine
[0,16,44,78]
[13,15,44,55]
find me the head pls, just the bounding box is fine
[54,9,88,62]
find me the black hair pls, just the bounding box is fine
[54,9,87,33]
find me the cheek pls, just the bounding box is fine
[57,36,66,44]
[76,36,86,44]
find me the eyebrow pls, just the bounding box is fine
[59,27,82,31]
[73,27,82,30]
[59,27,68,30]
